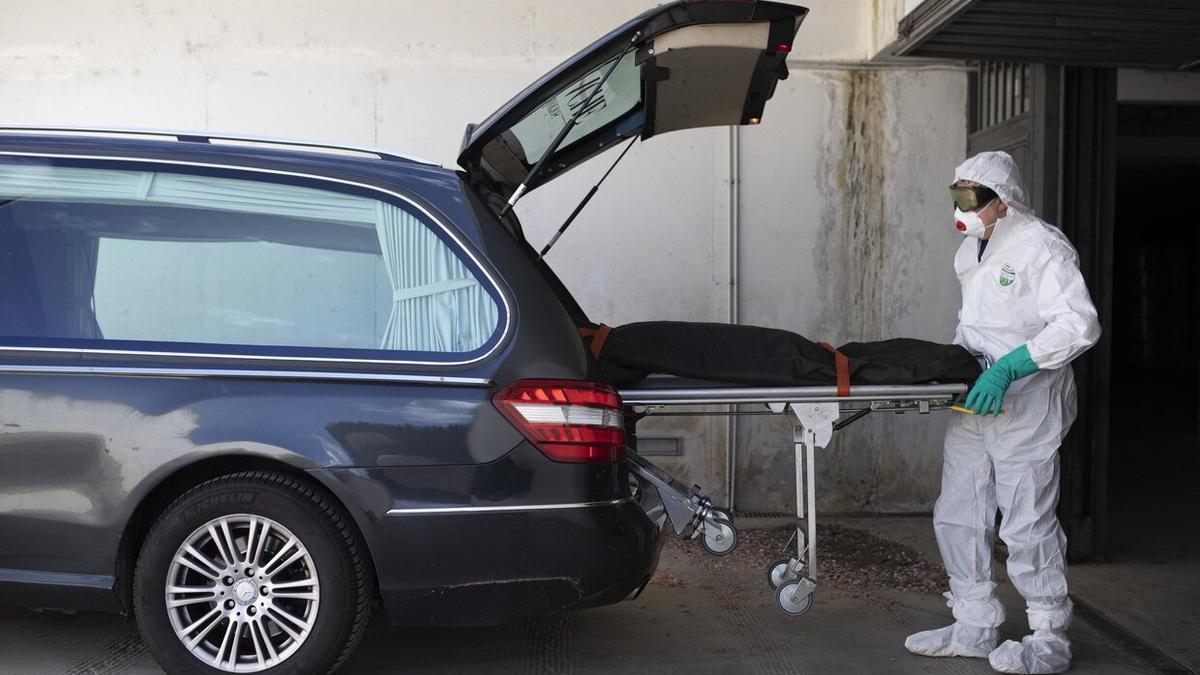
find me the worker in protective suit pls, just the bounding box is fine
[905,151,1101,674]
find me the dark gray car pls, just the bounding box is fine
[0,2,805,672]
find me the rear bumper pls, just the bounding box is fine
[316,442,668,626]
[374,498,664,626]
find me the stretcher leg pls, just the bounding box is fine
[771,402,837,616]
[625,450,738,555]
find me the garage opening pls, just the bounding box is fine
[1108,103,1200,563]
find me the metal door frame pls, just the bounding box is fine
[1057,67,1116,561]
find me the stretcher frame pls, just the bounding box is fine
[620,378,968,615]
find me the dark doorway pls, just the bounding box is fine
[1107,104,1200,563]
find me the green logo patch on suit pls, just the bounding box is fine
[999,263,1016,287]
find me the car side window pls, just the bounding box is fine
[0,161,501,358]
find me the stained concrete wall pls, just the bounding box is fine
[0,0,969,512]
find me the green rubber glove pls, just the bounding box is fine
[965,344,1040,416]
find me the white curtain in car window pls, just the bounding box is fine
[0,166,150,202]
[375,202,497,352]
[0,166,375,225]
[147,173,376,224]
[0,164,500,352]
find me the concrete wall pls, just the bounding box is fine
[0,0,969,512]
[871,0,930,57]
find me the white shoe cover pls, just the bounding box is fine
[905,623,999,658]
[988,630,1072,674]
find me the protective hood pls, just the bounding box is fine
[953,151,1033,215]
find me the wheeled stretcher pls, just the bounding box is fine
[621,376,968,615]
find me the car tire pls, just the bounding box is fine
[133,471,375,674]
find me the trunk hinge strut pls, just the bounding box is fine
[539,136,637,258]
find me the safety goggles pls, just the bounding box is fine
[949,184,998,212]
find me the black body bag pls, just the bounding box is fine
[580,321,981,389]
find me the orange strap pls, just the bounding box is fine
[818,342,851,397]
[578,324,614,359]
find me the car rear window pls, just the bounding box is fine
[506,52,641,167]
[475,51,641,188]
[0,160,502,360]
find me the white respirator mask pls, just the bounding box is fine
[954,205,991,239]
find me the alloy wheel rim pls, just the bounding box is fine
[165,514,320,672]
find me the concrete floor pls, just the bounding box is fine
[0,516,1190,674]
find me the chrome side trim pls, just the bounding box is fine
[0,568,115,590]
[0,364,491,386]
[0,151,513,369]
[0,125,439,166]
[386,497,633,516]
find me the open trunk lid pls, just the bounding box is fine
[457,1,807,200]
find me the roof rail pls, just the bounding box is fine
[0,125,439,166]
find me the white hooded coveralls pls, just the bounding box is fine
[936,152,1100,641]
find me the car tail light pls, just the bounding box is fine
[493,379,626,463]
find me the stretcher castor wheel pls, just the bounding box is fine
[767,558,795,590]
[701,518,738,556]
[775,577,815,616]
[709,506,733,524]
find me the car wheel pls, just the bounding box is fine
[133,471,374,674]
